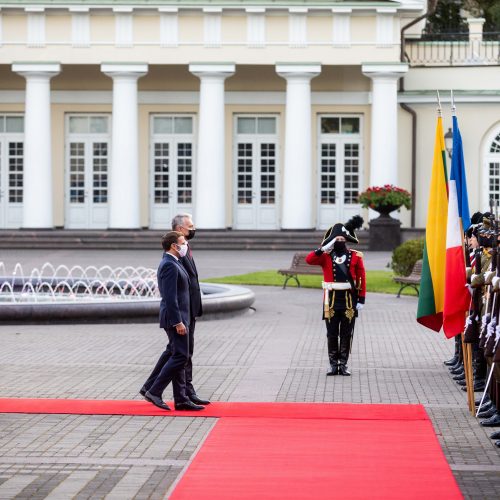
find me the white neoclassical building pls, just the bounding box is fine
[0,0,498,231]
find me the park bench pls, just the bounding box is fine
[278,251,323,289]
[393,259,422,298]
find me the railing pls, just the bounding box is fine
[404,32,500,67]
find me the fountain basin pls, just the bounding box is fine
[0,282,255,324]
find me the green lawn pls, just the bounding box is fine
[205,270,418,296]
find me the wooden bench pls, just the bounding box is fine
[393,259,422,298]
[278,251,323,289]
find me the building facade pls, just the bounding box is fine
[0,0,498,231]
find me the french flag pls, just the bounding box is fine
[443,114,471,338]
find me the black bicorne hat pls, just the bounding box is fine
[322,215,364,246]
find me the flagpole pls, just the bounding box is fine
[436,90,442,116]
[450,92,475,414]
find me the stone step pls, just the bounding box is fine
[0,229,370,251]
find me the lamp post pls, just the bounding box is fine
[444,127,453,160]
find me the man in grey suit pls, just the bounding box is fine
[144,231,204,411]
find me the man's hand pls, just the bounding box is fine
[175,322,187,335]
[356,303,364,311]
[321,239,335,253]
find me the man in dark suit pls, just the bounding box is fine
[171,213,210,406]
[144,231,204,411]
[140,214,210,408]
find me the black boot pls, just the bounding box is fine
[450,366,464,375]
[452,373,465,381]
[338,364,351,376]
[327,364,339,376]
[444,355,459,366]
[476,395,491,406]
[477,401,494,413]
[489,430,500,439]
[478,407,497,419]
[480,413,500,427]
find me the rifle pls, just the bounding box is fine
[465,248,482,343]
[479,245,497,347]
[485,250,500,356]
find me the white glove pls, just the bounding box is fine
[356,303,364,311]
[321,238,336,253]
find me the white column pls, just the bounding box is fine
[13,62,60,229]
[362,63,408,188]
[189,63,235,229]
[277,64,320,229]
[102,63,147,229]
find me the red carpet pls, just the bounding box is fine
[0,398,427,420]
[0,399,462,498]
[171,416,462,499]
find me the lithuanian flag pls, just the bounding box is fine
[417,116,449,331]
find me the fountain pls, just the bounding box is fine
[0,263,255,324]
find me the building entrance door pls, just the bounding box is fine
[65,115,110,229]
[150,115,194,229]
[0,116,24,229]
[0,115,23,229]
[317,115,363,229]
[233,116,279,229]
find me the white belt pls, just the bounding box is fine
[322,281,351,291]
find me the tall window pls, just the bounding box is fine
[488,131,500,204]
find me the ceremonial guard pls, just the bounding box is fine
[454,211,500,447]
[306,216,366,376]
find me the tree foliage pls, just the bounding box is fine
[425,0,500,36]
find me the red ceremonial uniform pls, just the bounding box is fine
[305,249,366,303]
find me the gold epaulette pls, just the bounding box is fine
[352,250,364,257]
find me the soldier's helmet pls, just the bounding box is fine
[322,215,364,246]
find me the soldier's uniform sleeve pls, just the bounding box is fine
[354,251,366,304]
[305,249,323,265]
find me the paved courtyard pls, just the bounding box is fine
[0,249,499,499]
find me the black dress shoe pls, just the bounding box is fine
[490,430,500,439]
[189,395,211,405]
[450,362,463,371]
[139,387,152,402]
[175,401,205,411]
[456,379,467,386]
[450,367,464,376]
[444,356,459,366]
[327,365,339,376]
[452,373,465,381]
[338,365,351,376]
[480,413,500,427]
[145,391,171,411]
[495,440,500,448]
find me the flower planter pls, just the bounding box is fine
[369,210,402,250]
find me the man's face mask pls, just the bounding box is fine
[333,240,347,254]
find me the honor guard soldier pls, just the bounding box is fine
[306,216,366,376]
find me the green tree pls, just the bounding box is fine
[464,0,500,31]
[425,0,468,36]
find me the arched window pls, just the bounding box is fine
[486,130,500,204]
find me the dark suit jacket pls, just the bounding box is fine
[180,244,203,318]
[157,253,191,329]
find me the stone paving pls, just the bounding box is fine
[0,250,499,499]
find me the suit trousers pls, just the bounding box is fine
[147,327,190,400]
[326,312,353,366]
[143,318,196,401]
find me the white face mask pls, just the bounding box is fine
[176,243,188,258]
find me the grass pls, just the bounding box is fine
[205,270,418,296]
